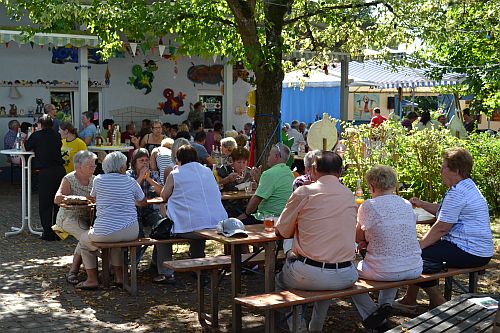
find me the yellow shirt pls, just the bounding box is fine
[61,137,88,173]
[276,175,357,263]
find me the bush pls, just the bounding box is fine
[341,120,500,212]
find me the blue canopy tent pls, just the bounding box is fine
[281,70,340,124]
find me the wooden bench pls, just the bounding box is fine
[163,250,286,330]
[93,237,189,295]
[235,263,498,333]
[387,293,500,332]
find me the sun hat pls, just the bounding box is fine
[216,218,248,238]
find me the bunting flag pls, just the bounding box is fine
[158,44,166,57]
[129,42,137,56]
[151,47,155,55]
[139,43,148,55]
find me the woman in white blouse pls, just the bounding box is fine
[351,165,422,331]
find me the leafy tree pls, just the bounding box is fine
[4,0,446,163]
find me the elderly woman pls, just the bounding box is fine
[25,114,66,241]
[293,149,321,190]
[127,148,174,284]
[54,150,97,284]
[350,165,422,331]
[76,152,146,290]
[394,147,493,311]
[161,145,228,258]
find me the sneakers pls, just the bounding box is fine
[153,274,176,284]
[392,298,418,314]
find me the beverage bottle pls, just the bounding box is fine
[212,164,220,186]
[116,125,121,144]
[95,125,103,146]
[355,179,364,206]
[107,125,113,144]
[15,128,22,150]
[112,126,117,146]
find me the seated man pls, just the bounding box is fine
[4,120,21,164]
[275,151,358,332]
[237,143,294,224]
[192,131,214,166]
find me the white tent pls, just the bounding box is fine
[282,69,341,88]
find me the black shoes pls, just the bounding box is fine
[363,303,392,329]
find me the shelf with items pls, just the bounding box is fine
[0,80,107,88]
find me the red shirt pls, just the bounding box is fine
[370,114,387,128]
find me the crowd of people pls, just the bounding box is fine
[2,106,494,332]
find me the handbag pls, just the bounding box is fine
[422,259,447,274]
[149,217,173,240]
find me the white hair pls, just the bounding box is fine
[102,151,127,173]
[74,150,97,168]
[303,149,321,168]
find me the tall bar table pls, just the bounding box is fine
[0,149,41,237]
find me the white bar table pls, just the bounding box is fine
[0,149,42,237]
[87,145,134,152]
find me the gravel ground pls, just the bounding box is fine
[0,177,498,332]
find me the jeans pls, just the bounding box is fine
[276,256,358,331]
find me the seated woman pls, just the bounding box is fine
[219,137,237,166]
[76,152,146,289]
[161,145,227,258]
[54,150,97,285]
[127,148,175,284]
[350,165,422,331]
[150,137,174,185]
[394,147,493,311]
[140,120,165,154]
[217,147,251,191]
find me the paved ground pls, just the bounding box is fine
[0,174,498,332]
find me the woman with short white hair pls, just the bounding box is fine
[351,165,422,331]
[76,152,146,290]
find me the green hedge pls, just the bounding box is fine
[340,121,500,212]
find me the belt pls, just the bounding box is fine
[296,256,351,269]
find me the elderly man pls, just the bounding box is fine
[4,120,21,165]
[237,143,294,225]
[79,111,97,146]
[285,121,305,153]
[275,151,358,332]
[44,103,61,134]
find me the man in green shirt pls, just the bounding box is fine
[238,143,294,224]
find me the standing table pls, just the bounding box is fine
[0,149,41,237]
[196,224,282,333]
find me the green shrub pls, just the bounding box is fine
[341,121,500,212]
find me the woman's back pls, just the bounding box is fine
[359,194,422,273]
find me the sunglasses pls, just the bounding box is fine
[274,143,281,157]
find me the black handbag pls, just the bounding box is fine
[422,259,447,274]
[150,217,174,240]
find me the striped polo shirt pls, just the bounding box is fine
[438,178,493,258]
[156,147,174,185]
[91,173,145,236]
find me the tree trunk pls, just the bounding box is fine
[253,66,284,167]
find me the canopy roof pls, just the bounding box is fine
[282,69,340,88]
[0,29,100,47]
[330,60,464,89]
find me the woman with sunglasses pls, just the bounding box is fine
[140,120,166,154]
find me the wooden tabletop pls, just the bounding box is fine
[88,145,134,152]
[195,224,282,245]
[221,190,255,201]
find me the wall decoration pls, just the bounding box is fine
[353,93,380,121]
[51,47,106,64]
[188,64,224,85]
[158,88,186,115]
[127,60,158,94]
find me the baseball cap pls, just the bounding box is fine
[216,218,248,238]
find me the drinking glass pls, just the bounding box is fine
[263,215,274,232]
[245,181,253,194]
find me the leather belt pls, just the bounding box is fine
[297,256,351,269]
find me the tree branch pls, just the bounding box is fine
[284,0,386,25]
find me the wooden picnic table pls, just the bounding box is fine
[87,145,134,152]
[387,293,499,332]
[414,207,436,225]
[195,224,282,333]
[220,190,255,201]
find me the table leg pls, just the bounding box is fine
[26,156,41,236]
[6,155,27,237]
[264,241,277,333]
[231,244,242,333]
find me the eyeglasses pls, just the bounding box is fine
[152,126,162,129]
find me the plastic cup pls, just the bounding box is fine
[263,215,274,232]
[355,197,365,205]
[125,139,131,146]
[245,181,253,194]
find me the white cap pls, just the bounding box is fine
[216,218,248,238]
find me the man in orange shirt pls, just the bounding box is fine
[275,151,358,332]
[370,107,387,128]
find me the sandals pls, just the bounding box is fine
[66,272,80,285]
[75,281,99,290]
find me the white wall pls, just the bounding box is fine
[0,43,253,166]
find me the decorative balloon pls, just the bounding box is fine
[246,90,256,118]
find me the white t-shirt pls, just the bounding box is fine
[358,194,422,273]
[91,173,144,236]
[286,128,305,152]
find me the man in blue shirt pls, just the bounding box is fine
[79,111,97,146]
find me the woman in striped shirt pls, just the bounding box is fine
[394,147,493,311]
[76,152,146,290]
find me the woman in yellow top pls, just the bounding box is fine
[59,121,88,173]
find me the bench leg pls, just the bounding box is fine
[129,246,137,296]
[101,248,111,287]
[231,244,242,333]
[264,241,277,333]
[197,271,206,328]
[210,269,219,329]
[468,272,478,293]
[444,277,453,300]
[291,305,300,333]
